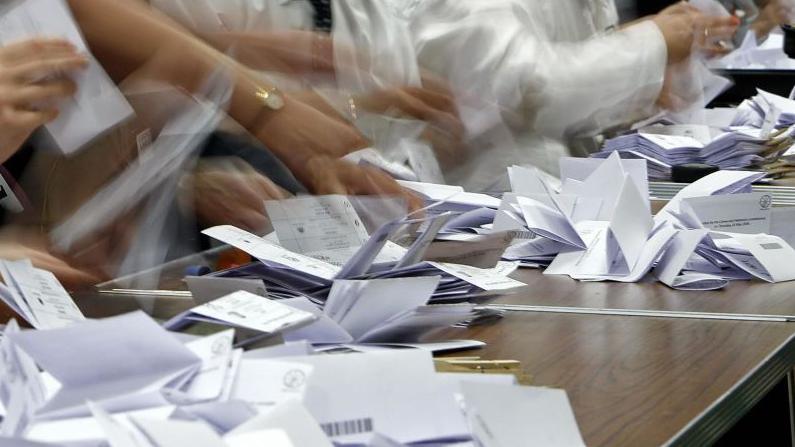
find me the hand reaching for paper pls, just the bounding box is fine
[0,38,88,162]
[0,231,100,290]
[183,158,290,233]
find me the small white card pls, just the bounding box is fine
[683,192,772,235]
[191,291,316,334]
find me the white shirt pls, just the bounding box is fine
[402,0,668,190]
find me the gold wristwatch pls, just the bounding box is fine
[255,85,285,110]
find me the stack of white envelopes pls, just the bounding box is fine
[0,312,586,447]
[500,153,795,290]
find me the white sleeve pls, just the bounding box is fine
[530,20,668,138]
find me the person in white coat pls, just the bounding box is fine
[400,0,738,190]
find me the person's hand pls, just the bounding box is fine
[653,7,699,64]
[752,0,795,41]
[255,96,370,160]
[302,155,424,212]
[0,38,88,162]
[353,86,465,141]
[0,240,100,290]
[696,15,740,58]
[183,158,290,233]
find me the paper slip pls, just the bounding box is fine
[683,192,772,235]
[732,234,795,282]
[26,405,175,445]
[8,311,201,418]
[0,0,133,154]
[428,261,524,291]
[202,226,340,281]
[654,230,709,287]
[0,321,46,437]
[288,350,468,444]
[395,213,454,269]
[559,157,650,206]
[608,175,653,270]
[423,231,515,269]
[170,330,236,403]
[227,398,330,447]
[225,429,295,447]
[323,277,440,341]
[228,359,313,409]
[460,382,585,447]
[185,276,267,305]
[132,417,228,447]
[0,259,84,330]
[264,196,370,257]
[190,291,316,334]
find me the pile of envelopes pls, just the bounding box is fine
[0,311,586,446]
[498,153,795,290]
[593,127,771,180]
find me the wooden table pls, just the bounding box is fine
[500,269,795,320]
[70,259,795,447]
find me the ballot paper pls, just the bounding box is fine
[277,278,478,344]
[0,321,46,437]
[423,231,514,269]
[717,233,795,282]
[8,311,201,419]
[460,382,585,447]
[0,0,133,154]
[428,261,524,292]
[289,350,469,444]
[186,291,317,334]
[653,229,727,290]
[559,157,650,206]
[227,358,314,412]
[0,260,84,330]
[184,277,267,305]
[227,398,331,447]
[398,180,501,212]
[683,192,772,235]
[656,170,767,227]
[264,195,370,264]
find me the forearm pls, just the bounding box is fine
[67,0,327,177]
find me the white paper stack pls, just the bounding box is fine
[0,318,586,447]
[593,128,769,180]
[504,154,795,290]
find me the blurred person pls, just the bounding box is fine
[0,37,99,287]
[64,0,420,205]
[145,0,465,181]
[398,0,738,190]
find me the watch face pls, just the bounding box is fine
[265,92,285,110]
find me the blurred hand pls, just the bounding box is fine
[752,0,795,40]
[184,158,290,233]
[654,3,740,62]
[255,96,369,159]
[696,15,740,58]
[653,7,699,64]
[302,155,424,212]
[0,38,88,162]
[0,239,100,290]
[353,86,465,141]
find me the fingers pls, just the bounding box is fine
[2,79,77,106]
[253,174,290,200]
[0,107,58,130]
[28,251,100,289]
[5,54,89,84]
[0,38,76,64]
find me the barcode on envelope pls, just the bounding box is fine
[761,243,783,250]
[320,418,374,437]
